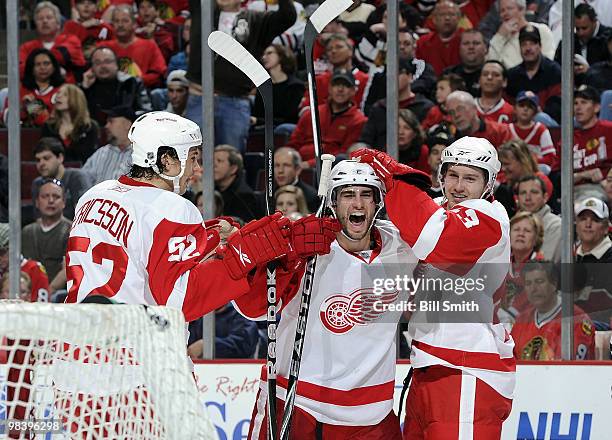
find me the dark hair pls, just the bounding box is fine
[516,174,547,195]
[136,0,159,8]
[194,190,224,217]
[461,29,489,48]
[482,59,508,79]
[521,260,558,286]
[575,3,597,21]
[22,48,65,91]
[398,109,425,147]
[128,146,178,179]
[269,44,297,75]
[438,73,467,92]
[34,137,65,157]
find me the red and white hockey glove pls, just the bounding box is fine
[350,148,431,191]
[219,212,292,280]
[288,215,341,260]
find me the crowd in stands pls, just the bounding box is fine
[1,0,611,361]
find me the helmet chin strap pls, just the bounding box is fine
[154,160,186,194]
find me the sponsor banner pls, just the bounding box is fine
[194,362,612,440]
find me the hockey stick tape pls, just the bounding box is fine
[317,154,335,197]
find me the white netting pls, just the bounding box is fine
[0,301,217,439]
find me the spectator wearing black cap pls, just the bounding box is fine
[506,25,561,126]
[583,33,612,94]
[487,0,555,69]
[360,58,434,148]
[573,85,612,200]
[508,91,556,170]
[32,138,92,220]
[425,123,455,199]
[574,197,612,324]
[286,70,367,168]
[81,106,136,185]
[554,4,611,80]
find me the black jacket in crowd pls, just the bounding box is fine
[217,172,263,222]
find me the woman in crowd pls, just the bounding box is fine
[397,109,429,173]
[4,48,64,127]
[42,84,99,163]
[497,139,554,217]
[275,185,309,218]
[251,44,305,136]
[506,211,546,319]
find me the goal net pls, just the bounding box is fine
[0,301,217,439]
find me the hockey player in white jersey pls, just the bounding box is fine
[66,111,338,319]
[235,160,420,440]
[352,138,515,440]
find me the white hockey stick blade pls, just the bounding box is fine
[309,0,353,33]
[317,154,335,197]
[208,31,270,87]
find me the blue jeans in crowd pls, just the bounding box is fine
[185,93,251,153]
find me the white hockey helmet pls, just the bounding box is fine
[129,111,202,193]
[327,159,385,214]
[438,136,501,199]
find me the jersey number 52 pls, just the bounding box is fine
[66,236,128,301]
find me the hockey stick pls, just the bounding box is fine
[303,0,353,186]
[208,31,279,440]
[279,153,335,440]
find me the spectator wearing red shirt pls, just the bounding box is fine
[4,49,64,128]
[508,91,556,169]
[445,91,512,149]
[573,85,612,200]
[298,34,368,118]
[63,0,115,59]
[135,0,178,62]
[512,261,595,360]
[19,2,87,84]
[415,1,463,76]
[101,5,167,88]
[476,60,514,125]
[287,70,367,167]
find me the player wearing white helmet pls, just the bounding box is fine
[352,141,515,440]
[236,159,420,440]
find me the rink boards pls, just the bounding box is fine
[1,361,610,439]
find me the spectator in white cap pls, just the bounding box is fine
[574,196,612,325]
[165,69,189,116]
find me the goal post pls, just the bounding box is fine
[0,301,217,439]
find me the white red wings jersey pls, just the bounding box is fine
[476,98,513,125]
[385,182,516,399]
[66,175,250,322]
[235,220,419,426]
[509,122,556,161]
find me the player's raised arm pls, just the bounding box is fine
[351,138,508,266]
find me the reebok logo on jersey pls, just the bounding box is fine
[232,244,251,266]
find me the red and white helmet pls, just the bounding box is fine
[129,111,202,193]
[438,136,501,199]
